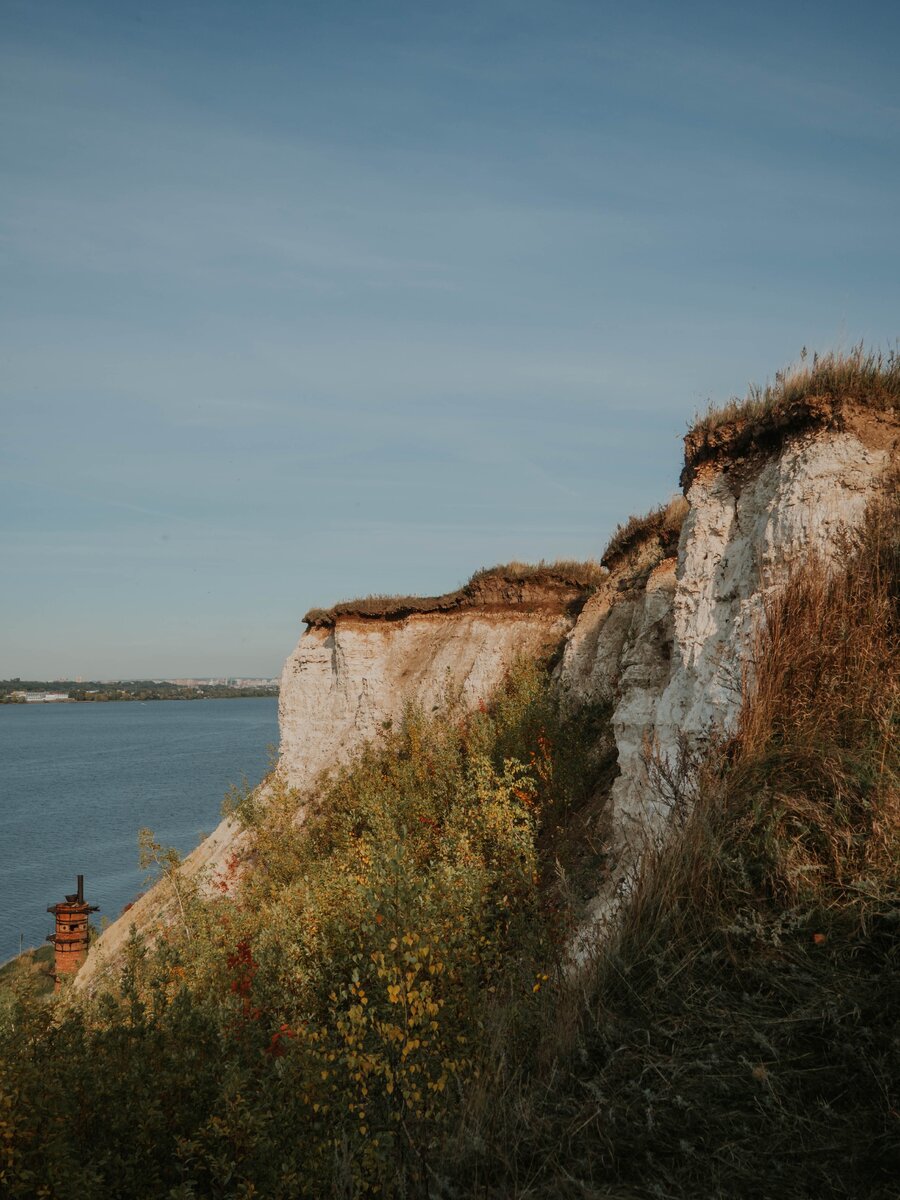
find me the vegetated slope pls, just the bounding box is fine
[0,946,54,1001]
[2,351,897,1198]
[449,487,900,1199]
[76,561,600,992]
[0,662,614,1197]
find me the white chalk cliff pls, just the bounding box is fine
[559,403,897,936]
[77,401,898,989]
[279,594,583,790]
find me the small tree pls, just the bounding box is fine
[137,829,193,943]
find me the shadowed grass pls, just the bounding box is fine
[447,487,900,1199]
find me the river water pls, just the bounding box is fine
[0,698,278,964]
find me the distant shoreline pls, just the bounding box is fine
[1,685,279,705]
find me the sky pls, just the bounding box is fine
[2,0,899,678]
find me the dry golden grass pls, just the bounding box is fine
[601,494,689,568]
[730,486,900,905]
[447,485,900,1199]
[691,343,900,437]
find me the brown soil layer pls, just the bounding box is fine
[601,496,688,573]
[682,397,899,488]
[303,563,604,628]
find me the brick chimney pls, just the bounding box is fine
[47,875,98,989]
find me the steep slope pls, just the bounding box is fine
[76,569,594,990]
[561,402,898,938]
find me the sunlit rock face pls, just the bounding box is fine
[563,416,896,944]
[279,607,574,788]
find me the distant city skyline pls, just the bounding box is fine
[3,0,899,677]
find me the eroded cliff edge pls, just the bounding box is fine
[77,393,898,991]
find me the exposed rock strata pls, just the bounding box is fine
[280,607,576,788]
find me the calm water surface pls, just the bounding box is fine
[0,698,278,964]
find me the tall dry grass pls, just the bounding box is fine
[730,490,899,909]
[601,495,689,568]
[692,343,900,436]
[446,486,900,1199]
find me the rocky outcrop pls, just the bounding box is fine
[563,407,898,939]
[281,607,574,788]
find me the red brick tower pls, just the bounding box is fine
[47,875,98,989]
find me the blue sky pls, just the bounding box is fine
[3,0,899,678]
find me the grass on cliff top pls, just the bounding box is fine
[601,494,689,567]
[303,559,605,626]
[691,343,900,438]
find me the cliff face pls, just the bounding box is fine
[559,407,897,939]
[76,578,587,990]
[280,606,575,788]
[77,404,898,991]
